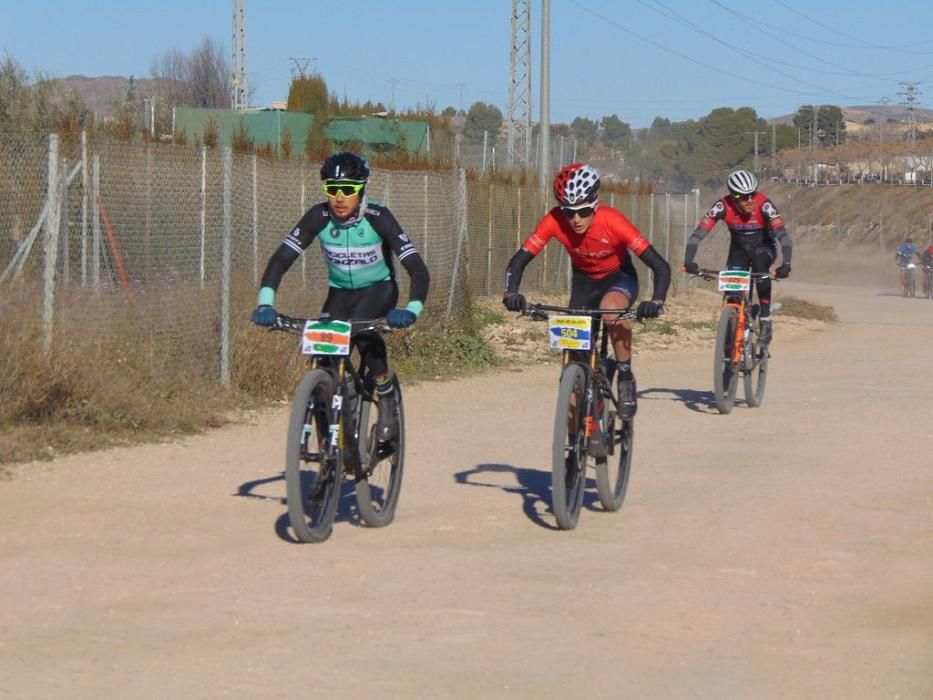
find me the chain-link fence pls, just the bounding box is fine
[0,133,700,389]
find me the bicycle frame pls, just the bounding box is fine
[699,269,772,363]
[274,315,386,478]
[527,304,638,425]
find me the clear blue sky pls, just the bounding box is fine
[3,0,933,128]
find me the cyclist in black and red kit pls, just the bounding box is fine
[683,169,792,345]
[502,162,671,419]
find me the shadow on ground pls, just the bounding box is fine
[639,386,722,413]
[235,472,363,543]
[455,463,618,530]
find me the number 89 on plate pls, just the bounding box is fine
[547,315,592,350]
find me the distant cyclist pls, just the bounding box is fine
[895,237,919,267]
[683,169,792,346]
[502,162,671,419]
[920,242,933,267]
[251,151,430,441]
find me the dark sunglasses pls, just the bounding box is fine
[733,192,756,202]
[561,205,595,219]
[323,182,365,197]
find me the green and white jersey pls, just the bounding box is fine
[260,198,429,303]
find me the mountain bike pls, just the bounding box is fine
[272,314,404,543]
[524,302,642,530]
[694,269,777,414]
[899,262,917,297]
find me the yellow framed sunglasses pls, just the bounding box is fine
[323,182,365,197]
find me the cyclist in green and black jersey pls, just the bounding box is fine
[251,152,430,440]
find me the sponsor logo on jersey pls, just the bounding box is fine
[322,244,383,268]
[708,201,726,218]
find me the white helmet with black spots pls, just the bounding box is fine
[726,169,758,196]
[553,162,600,206]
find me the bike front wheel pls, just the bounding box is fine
[743,317,769,408]
[713,306,740,414]
[552,363,589,530]
[354,379,405,528]
[285,369,341,543]
[595,397,634,512]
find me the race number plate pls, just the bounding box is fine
[547,315,592,350]
[302,319,351,355]
[718,270,751,292]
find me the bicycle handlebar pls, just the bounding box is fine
[693,268,779,282]
[271,313,391,335]
[522,303,639,322]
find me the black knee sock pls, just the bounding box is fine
[616,361,633,381]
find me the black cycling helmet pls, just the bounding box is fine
[320,151,370,182]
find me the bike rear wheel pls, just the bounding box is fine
[354,379,405,528]
[285,370,341,543]
[743,316,769,408]
[595,398,634,512]
[713,306,740,414]
[552,363,588,530]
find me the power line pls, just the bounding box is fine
[705,0,933,81]
[565,0,867,103]
[641,0,869,101]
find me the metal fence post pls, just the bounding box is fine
[252,153,258,285]
[447,169,468,315]
[220,147,232,387]
[300,164,306,288]
[486,179,493,295]
[423,174,429,264]
[42,134,61,356]
[80,130,89,286]
[682,193,689,294]
[648,193,655,288]
[92,154,100,288]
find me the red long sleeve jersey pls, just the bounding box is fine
[696,193,786,250]
[522,206,650,279]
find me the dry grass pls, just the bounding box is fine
[1,272,837,468]
[776,296,839,322]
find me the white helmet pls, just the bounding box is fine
[727,169,758,195]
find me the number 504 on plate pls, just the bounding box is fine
[547,315,591,350]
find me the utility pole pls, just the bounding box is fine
[231,0,249,110]
[745,130,766,173]
[388,78,399,112]
[811,105,819,184]
[770,123,777,178]
[288,57,315,80]
[508,0,532,169]
[877,96,892,181]
[538,0,551,201]
[898,81,922,150]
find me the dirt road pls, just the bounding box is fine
[1,282,931,699]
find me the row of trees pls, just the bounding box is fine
[3,40,929,188]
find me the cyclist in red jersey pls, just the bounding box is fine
[682,169,793,345]
[503,162,671,419]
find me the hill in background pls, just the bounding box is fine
[53,75,160,120]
